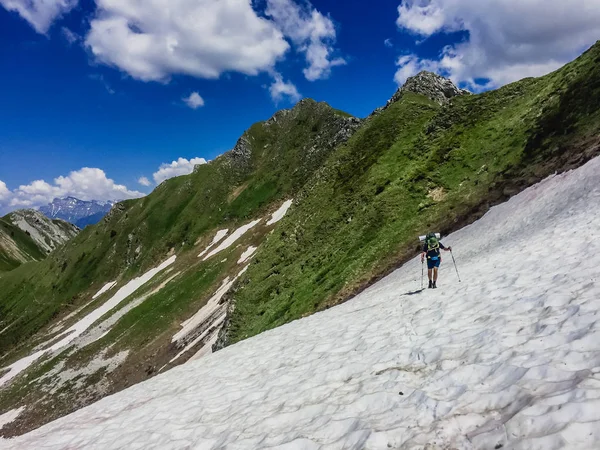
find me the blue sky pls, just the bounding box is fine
[1,0,599,214]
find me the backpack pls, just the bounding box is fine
[426,234,440,251]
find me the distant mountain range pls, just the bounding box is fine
[40,197,116,228]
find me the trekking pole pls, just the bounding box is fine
[450,249,462,283]
[421,258,424,290]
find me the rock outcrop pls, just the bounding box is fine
[7,209,79,254]
[371,71,470,119]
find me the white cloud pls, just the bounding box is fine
[183,92,205,109]
[397,0,448,36]
[85,0,290,83]
[61,26,80,45]
[394,54,437,85]
[269,73,301,104]
[153,157,208,184]
[0,180,10,202]
[384,38,393,48]
[0,168,144,213]
[138,177,152,187]
[396,0,600,89]
[265,0,346,81]
[0,0,78,34]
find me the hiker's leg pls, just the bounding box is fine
[433,267,438,281]
[428,269,433,281]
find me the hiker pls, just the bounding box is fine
[421,233,452,289]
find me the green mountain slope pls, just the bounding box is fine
[223,41,600,344]
[0,99,360,356]
[1,43,599,436]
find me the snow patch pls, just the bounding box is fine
[76,271,182,350]
[237,246,257,264]
[202,221,261,261]
[172,266,249,345]
[168,314,226,365]
[5,159,600,449]
[197,229,229,258]
[267,199,293,226]
[48,298,98,335]
[0,407,24,431]
[0,256,176,388]
[92,281,117,300]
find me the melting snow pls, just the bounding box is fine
[76,272,182,350]
[237,246,257,264]
[267,199,293,226]
[0,256,176,388]
[41,350,130,396]
[171,266,249,345]
[202,221,261,261]
[0,407,24,431]
[3,157,600,449]
[168,314,227,365]
[92,281,117,300]
[198,229,229,258]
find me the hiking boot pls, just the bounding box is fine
[432,281,437,289]
[428,280,433,289]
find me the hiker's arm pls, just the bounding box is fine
[441,243,452,251]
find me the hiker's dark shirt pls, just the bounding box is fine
[423,241,447,259]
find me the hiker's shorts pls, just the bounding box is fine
[427,257,441,269]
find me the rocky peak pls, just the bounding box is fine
[397,71,469,105]
[370,72,469,119]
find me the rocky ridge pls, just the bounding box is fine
[371,71,470,117]
[223,99,362,175]
[7,210,79,254]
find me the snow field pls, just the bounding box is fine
[0,256,176,388]
[2,157,600,449]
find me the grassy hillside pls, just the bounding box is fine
[0,99,359,356]
[224,42,600,344]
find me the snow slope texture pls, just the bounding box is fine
[2,157,600,449]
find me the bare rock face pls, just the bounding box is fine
[370,71,470,119]
[394,71,470,105]
[7,209,79,254]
